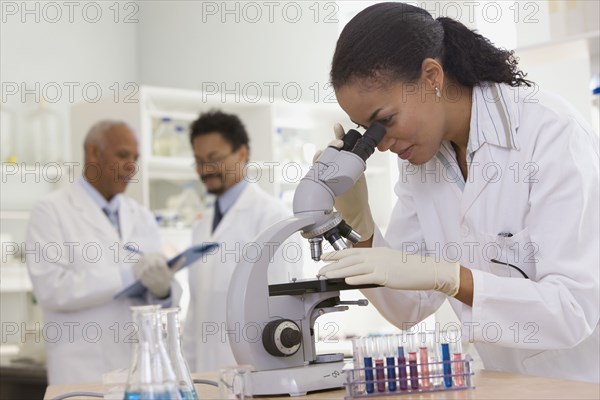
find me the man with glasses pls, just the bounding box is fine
[182,110,303,372]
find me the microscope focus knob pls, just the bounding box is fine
[281,327,302,348]
[262,319,301,357]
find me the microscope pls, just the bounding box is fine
[226,123,386,396]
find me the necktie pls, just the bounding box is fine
[103,207,121,238]
[212,199,223,233]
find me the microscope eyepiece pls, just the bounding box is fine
[341,129,362,152]
[351,122,386,161]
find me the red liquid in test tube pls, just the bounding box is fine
[453,353,464,387]
[419,347,430,389]
[449,330,465,387]
[375,358,385,392]
[397,346,408,391]
[375,336,386,392]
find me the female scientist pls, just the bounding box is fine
[319,2,599,382]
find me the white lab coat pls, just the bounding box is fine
[363,83,599,382]
[26,182,181,384]
[182,183,303,372]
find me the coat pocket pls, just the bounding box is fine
[476,228,537,279]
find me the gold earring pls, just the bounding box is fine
[435,87,442,98]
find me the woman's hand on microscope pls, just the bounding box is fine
[313,123,375,241]
[318,247,460,297]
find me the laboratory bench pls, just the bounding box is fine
[44,369,600,399]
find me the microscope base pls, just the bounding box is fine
[250,361,347,396]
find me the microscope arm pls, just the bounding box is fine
[227,215,324,370]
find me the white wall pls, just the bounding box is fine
[0,1,139,164]
[137,1,339,103]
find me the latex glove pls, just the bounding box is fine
[132,253,173,298]
[319,247,460,296]
[313,123,375,240]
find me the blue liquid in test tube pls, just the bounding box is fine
[385,335,397,392]
[386,356,397,392]
[441,343,453,388]
[408,351,419,390]
[364,356,375,394]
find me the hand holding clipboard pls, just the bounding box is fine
[114,242,219,299]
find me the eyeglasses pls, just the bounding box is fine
[193,151,235,168]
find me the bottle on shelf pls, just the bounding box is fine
[23,100,64,165]
[153,117,179,157]
[175,125,192,157]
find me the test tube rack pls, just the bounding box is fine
[344,356,475,398]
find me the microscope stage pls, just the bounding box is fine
[269,278,379,296]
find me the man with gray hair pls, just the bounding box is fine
[26,120,180,384]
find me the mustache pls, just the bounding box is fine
[201,173,222,181]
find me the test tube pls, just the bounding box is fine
[351,337,365,395]
[407,333,419,390]
[385,336,397,392]
[363,337,375,394]
[418,332,430,390]
[463,354,473,388]
[441,342,453,388]
[397,335,408,391]
[375,337,386,393]
[427,331,443,388]
[452,337,465,387]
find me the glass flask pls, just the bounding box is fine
[160,308,198,400]
[123,305,182,400]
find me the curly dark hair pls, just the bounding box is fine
[330,2,532,89]
[189,109,250,151]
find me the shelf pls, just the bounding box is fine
[147,110,198,123]
[147,157,197,181]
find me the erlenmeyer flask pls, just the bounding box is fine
[124,305,182,400]
[161,308,198,400]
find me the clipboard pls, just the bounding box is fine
[114,242,219,300]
